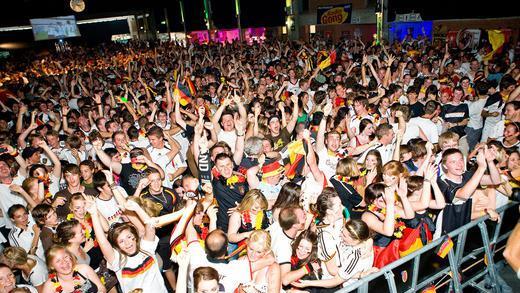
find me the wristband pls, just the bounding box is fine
[237,132,245,137]
[109,182,117,189]
[9,151,19,157]
[302,264,310,275]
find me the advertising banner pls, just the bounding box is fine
[317,4,352,25]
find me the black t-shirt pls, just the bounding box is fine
[212,178,249,232]
[119,163,148,195]
[409,101,425,118]
[329,177,363,219]
[441,103,469,137]
[141,187,179,215]
[266,128,292,151]
[437,170,475,234]
[141,187,179,239]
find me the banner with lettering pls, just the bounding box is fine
[317,4,352,25]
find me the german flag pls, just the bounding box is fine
[121,256,155,278]
[281,140,307,180]
[483,30,506,61]
[173,83,191,107]
[318,50,336,70]
[185,76,197,97]
[436,236,453,259]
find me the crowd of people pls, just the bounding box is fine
[0,32,519,293]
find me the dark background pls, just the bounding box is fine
[0,0,516,43]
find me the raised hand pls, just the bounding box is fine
[137,178,150,190]
[476,148,487,167]
[62,105,70,116]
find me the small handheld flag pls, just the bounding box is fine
[436,236,454,259]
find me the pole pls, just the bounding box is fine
[375,0,383,45]
[235,0,242,41]
[203,0,213,30]
[163,7,171,41]
[179,0,187,41]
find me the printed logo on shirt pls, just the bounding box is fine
[121,256,155,278]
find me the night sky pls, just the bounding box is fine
[0,0,516,31]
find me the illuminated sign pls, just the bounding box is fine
[317,4,352,25]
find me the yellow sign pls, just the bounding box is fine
[320,7,349,25]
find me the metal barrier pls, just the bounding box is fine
[338,201,519,293]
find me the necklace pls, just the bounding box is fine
[150,190,168,205]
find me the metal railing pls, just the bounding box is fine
[338,201,519,293]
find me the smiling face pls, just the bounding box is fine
[148,172,163,193]
[444,152,465,177]
[0,267,16,292]
[116,229,138,255]
[365,154,378,171]
[215,157,234,179]
[65,172,81,188]
[247,240,268,262]
[295,238,313,260]
[326,133,341,152]
[50,249,75,275]
[221,114,235,132]
[508,152,520,170]
[70,198,86,219]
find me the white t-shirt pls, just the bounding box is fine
[147,144,188,188]
[0,176,26,229]
[187,241,251,292]
[336,241,374,286]
[466,98,487,129]
[95,187,128,225]
[409,117,439,143]
[266,221,292,265]
[317,219,343,280]
[24,255,48,287]
[217,130,237,152]
[107,236,168,293]
[317,148,340,182]
[8,224,45,261]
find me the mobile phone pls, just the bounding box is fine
[0,147,7,153]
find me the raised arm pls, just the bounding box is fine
[316,102,332,152]
[85,197,116,264]
[37,140,62,179]
[454,150,487,201]
[286,95,299,133]
[92,140,122,174]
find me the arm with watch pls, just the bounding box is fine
[233,116,246,166]
[246,154,265,190]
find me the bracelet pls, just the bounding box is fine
[9,151,18,157]
[109,182,117,189]
[301,265,310,275]
[237,132,245,137]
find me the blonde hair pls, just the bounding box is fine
[335,157,360,177]
[237,189,268,213]
[2,247,28,267]
[439,131,459,148]
[383,160,409,178]
[247,230,271,252]
[45,245,77,273]
[130,197,163,217]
